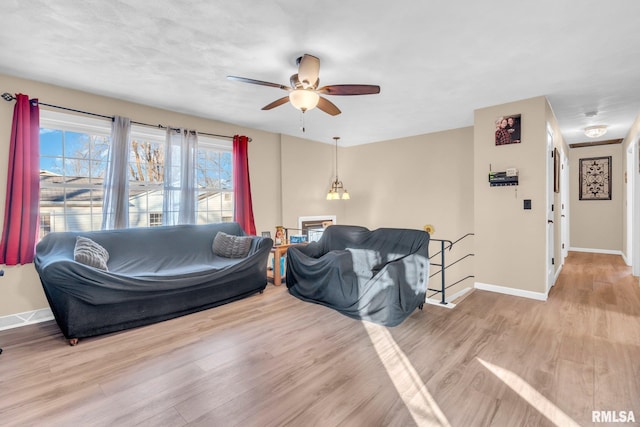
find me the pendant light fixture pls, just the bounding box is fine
[327,137,350,200]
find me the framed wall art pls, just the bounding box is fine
[495,114,521,145]
[579,156,612,200]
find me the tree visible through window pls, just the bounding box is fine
[39,111,234,235]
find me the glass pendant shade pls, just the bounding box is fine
[289,89,320,112]
[326,137,350,200]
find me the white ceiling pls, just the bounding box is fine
[2,1,640,147]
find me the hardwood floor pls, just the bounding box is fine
[0,252,639,426]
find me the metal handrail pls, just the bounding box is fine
[429,233,474,259]
[427,233,475,305]
[429,254,475,278]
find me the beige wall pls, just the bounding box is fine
[344,128,476,298]
[0,74,282,316]
[278,128,476,299]
[474,96,551,294]
[341,128,474,235]
[569,144,623,251]
[279,135,347,231]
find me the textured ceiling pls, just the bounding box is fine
[1,0,640,146]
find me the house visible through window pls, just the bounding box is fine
[39,110,234,235]
[40,213,51,239]
[196,139,234,224]
[149,213,163,227]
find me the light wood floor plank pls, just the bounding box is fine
[0,251,639,426]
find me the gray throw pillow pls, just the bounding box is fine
[74,236,109,270]
[212,232,252,258]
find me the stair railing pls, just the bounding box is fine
[428,233,475,305]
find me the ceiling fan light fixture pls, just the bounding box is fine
[584,125,607,138]
[289,89,319,112]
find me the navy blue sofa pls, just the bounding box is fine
[34,222,271,344]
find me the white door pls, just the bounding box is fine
[631,140,640,276]
[561,150,569,261]
[627,144,634,266]
[546,127,555,291]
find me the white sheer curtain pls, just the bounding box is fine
[163,128,198,225]
[102,116,131,229]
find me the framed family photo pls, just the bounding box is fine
[495,114,521,146]
[579,156,612,200]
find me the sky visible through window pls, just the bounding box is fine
[40,128,109,178]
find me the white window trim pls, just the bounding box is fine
[40,109,111,136]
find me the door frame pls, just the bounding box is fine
[546,125,555,292]
[630,140,640,276]
[561,149,569,261]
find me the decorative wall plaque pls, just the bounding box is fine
[579,156,612,200]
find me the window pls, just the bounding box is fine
[127,126,165,227]
[40,213,51,239]
[196,139,234,224]
[39,110,234,235]
[40,111,110,234]
[149,213,163,227]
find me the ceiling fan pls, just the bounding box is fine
[227,54,380,116]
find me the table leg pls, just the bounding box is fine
[273,251,282,285]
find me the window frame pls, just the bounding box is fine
[39,110,235,234]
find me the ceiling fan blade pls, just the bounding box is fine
[262,96,290,111]
[227,76,290,91]
[317,97,341,116]
[317,84,381,95]
[297,54,320,88]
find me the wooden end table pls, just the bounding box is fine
[268,244,293,286]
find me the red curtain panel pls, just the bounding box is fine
[0,94,40,265]
[232,135,256,235]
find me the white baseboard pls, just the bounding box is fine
[554,264,563,284]
[0,308,54,332]
[622,252,631,266]
[425,298,456,309]
[474,282,547,301]
[569,247,624,256]
[425,287,474,309]
[447,287,473,303]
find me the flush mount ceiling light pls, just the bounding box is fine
[327,137,350,200]
[584,125,608,138]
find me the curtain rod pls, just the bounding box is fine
[1,92,251,142]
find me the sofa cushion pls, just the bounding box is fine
[212,232,252,258]
[74,236,109,270]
